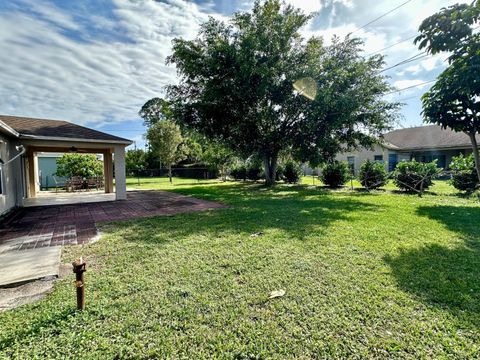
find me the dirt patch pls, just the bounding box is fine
[0,263,70,312]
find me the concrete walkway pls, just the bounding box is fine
[0,247,61,286]
[0,190,225,288]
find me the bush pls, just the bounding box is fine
[230,164,247,181]
[449,154,479,192]
[359,159,388,190]
[320,161,350,187]
[56,153,103,178]
[393,160,440,192]
[246,159,263,181]
[283,161,303,184]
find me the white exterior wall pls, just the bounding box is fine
[335,144,391,176]
[114,145,127,200]
[0,134,22,215]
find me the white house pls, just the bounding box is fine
[336,125,480,175]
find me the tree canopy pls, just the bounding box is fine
[166,0,399,185]
[416,1,480,181]
[146,120,186,182]
[126,149,148,175]
[139,97,172,128]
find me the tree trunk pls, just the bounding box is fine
[168,165,172,183]
[262,153,278,186]
[467,131,480,183]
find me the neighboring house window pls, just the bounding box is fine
[374,155,383,163]
[433,154,446,168]
[418,154,447,168]
[388,154,398,172]
[347,156,355,174]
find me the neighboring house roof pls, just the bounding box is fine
[382,125,479,151]
[0,115,132,145]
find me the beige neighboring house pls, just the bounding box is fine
[336,125,480,176]
[0,115,132,216]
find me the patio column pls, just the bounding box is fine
[114,145,127,200]
[104,150,114,193]
[26,149,38,198]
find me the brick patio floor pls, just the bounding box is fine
[0,190,225,252]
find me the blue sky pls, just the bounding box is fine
[0,0,466,149]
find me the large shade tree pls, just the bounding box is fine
[415,1,480,181]
[166,0,399,185]
[167,0,397,184]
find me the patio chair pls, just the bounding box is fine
[70,176,84,191]
[96,176,105,190]
[86,177,98,191]
[52,175,62,193]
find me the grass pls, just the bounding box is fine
[1,177,479,358]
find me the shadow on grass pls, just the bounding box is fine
[0,307,77,351]
[108,183,378,244]
[385,205,480,317]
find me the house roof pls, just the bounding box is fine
[382,124,479,151]
[0,115,132,145]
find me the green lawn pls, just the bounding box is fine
[1,178,479,358]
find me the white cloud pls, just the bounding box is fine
[0,0,470,132]
[285,0,322,14]
[0,0,217,127]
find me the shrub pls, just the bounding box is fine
[320,161,350,187]
[283,160,303,184]
[449,154,479,192]
[230,164,247,181]
[246,159,263,181]
[56,153,103,178]
[393,160,440,192]
[359,159,388,190]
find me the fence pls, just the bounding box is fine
[129,167,216,180]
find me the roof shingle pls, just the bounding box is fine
[383,125,479,150]
[0,115,131,144]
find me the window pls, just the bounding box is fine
[388,154,398,172]
[433,154,446,168]
[347,156,355,174]
[374,155,383,163]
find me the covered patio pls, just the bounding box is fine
[0,115,132,208]
[24,142,128,203]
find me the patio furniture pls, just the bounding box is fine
[52,175,62,193]
[69,176,84,191]
[86,177,98,190]
[96,176,104,190]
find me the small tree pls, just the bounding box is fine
[320,161,350,188]
[359,159,388,190]
[126,149,147,176]
[146,120,186,183]
[415,2,480,182]
[450,153,479,192]
[56,153,103,178]
[201,141,235,181]
[392,160,440,194]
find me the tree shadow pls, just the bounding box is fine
[385,205,480,318]
[102,183,378,245]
